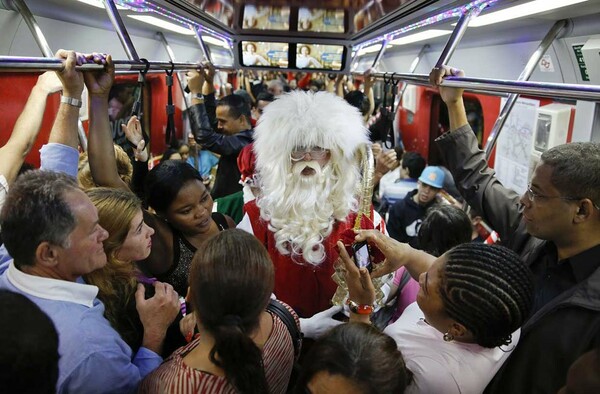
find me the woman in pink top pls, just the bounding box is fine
[140,229,298,393]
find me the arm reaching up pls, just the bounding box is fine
[429,66,468,131]
[84,53,130,191]
[0,71,61,186]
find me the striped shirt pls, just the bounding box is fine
[139,305,298,394]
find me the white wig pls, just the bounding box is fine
[253,91,370,265]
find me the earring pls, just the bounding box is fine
[443,332,454,342]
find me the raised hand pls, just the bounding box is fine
[429,65,465,105]
[82,53,114,98]
[54,49,84,99]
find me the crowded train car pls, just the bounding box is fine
[0,0,599,393]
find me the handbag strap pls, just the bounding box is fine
[266,299,302,358]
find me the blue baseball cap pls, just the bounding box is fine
[418,166,445,189]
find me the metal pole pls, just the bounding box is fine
[193,27,212,63]
[10,0,88,150]
[483,20,568,159]
[395,44,429,108]
[358,71,600,102]
[434,5,483,68]
[0,56,238,72]
[102,0,140,61]
[10,0,52,57]
[157,32,189,111]
[370,39,388,70]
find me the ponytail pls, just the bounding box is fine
[210,320,269,394]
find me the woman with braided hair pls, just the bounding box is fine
[337,230,534,394]
[140,229,299,393]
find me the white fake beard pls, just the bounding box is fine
[261,161,337,266]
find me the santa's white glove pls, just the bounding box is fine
[299,305,344,339]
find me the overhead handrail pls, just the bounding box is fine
[483,19,568,159]
[10,0,88,150]
[0,57,238,72]
[367,73,600,102]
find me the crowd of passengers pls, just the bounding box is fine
[0,50,599,394]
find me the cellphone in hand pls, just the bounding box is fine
[352,241,373,273]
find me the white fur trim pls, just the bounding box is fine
[253,91,369,174]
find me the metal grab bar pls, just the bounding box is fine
[365,72,600,102]
[0,56,235,72]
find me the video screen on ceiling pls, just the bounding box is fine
[296,44,344,71]
[241,41,288,68]
[298,8,345,33]
[242,5,290,30]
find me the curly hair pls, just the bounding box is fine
[440,243,534,348]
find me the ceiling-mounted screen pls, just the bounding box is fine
[298,8,345,33]
[295,44,344,71]
[242,5,290,30]
[240,41,288,68]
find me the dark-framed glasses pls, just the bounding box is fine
[526,185,600,210]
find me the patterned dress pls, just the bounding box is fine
[139,303,298,394]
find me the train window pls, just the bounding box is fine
[298,8,346,33]
[242,5,290,30]
[240,41,289,68]
[294,44,345,71]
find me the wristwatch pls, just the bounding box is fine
[347,299,374,315]
[192,93,204,102]
[60,95,83,108]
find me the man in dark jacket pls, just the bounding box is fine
[187,66,253,199]
[387,166,444,247]
[431,65,600,394]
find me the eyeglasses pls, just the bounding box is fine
[525,185,580,203]
[290,146,329,161]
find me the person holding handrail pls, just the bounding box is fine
[430,65,600,394]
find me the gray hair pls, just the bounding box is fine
[541,142,600,207]
[0,171,79,268]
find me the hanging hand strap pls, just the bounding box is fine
[165,61,177,147]
[131,58,150,118]
[384,73,399,149]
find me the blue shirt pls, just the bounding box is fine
[0,262,162,393]
[186,150,219,178]
[0,143,162,393]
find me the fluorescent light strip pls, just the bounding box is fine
[357,44,382,56]
[76,0,127,10]
[127,15,195,35]
[388,29,452,46]
[468,0,590,27]
[202,35,229,48]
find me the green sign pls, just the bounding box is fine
[572,45,590,82]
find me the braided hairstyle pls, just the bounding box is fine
[189,229,274,394]
[439,243,534,348]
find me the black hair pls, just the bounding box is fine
[541,142,600,208]
[144,160,204,213]
[294,323,412,394]
[0,290,59,394]
[190,229,275,394]
[0,170,78,267]
[401,151,426,179]
[441,243,534,348]
[344,90,370,117]
[217,94,252,123]
[418,205,472,257]
[159,148,181,164]
[255,91,275,104]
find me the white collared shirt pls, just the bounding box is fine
[6,261,98,308]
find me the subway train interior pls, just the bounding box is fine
[1,0,599,172]
[1,0,600,393]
